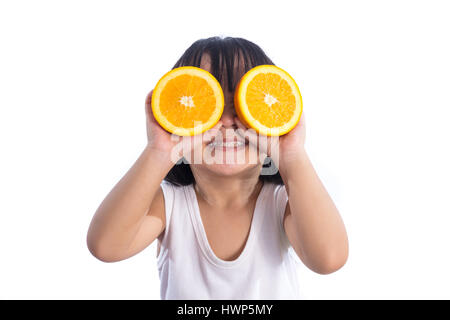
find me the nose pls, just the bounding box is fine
[220,102,238,129]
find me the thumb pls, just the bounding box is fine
[145,90,154,116]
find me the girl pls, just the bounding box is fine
[87,36,349,299]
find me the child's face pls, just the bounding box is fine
[189,53,263,178]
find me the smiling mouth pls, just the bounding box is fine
[206,135,249,149]
[208,140,247,148]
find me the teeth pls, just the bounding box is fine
[209,141,245,148]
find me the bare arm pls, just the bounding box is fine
[86,90,178,262]
[87,89,222,262]
[280,150,349,274]
[86,146,173,262]
[276,113,348,274]
[235,112,348,275]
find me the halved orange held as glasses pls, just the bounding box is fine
[151,66,224,136]
[151,65,302,137]
[234,65,303,136]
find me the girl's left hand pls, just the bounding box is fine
[235,111,306,169]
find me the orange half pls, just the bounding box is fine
[234,65,302,136]
[151,66,224,136]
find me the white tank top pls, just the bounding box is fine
[157,180,302,299]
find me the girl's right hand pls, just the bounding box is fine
[145,90,180,154]
[145,89,222,163]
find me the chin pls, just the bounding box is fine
[201,162,259,177]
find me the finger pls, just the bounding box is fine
[210,120,223,133]
[146,92,161,127]
[234,116,265,154]
[145,90,153,106]
[185,120,224,154]
[299,108,306,126]
[201,121,222,144]
[234,117,249,137]
[235,117,256,140]
[145,90,154,117]
[189,120,223,141]
[234,116,247,130]
[235,117,278,156]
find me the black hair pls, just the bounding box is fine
[163,36,284,186]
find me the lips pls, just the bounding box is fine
[208,140,246,148]
[206,135,248,149]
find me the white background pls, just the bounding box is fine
[1,0,449,299]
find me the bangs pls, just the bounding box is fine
[172,37,275,92]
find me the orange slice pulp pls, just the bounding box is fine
[234,65,302,136]
[151,66,224,136]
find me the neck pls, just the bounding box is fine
[190,166,263,209]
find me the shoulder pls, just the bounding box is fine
[159,180,191,216]
[156,181,192,243]
[160,180,188,200]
